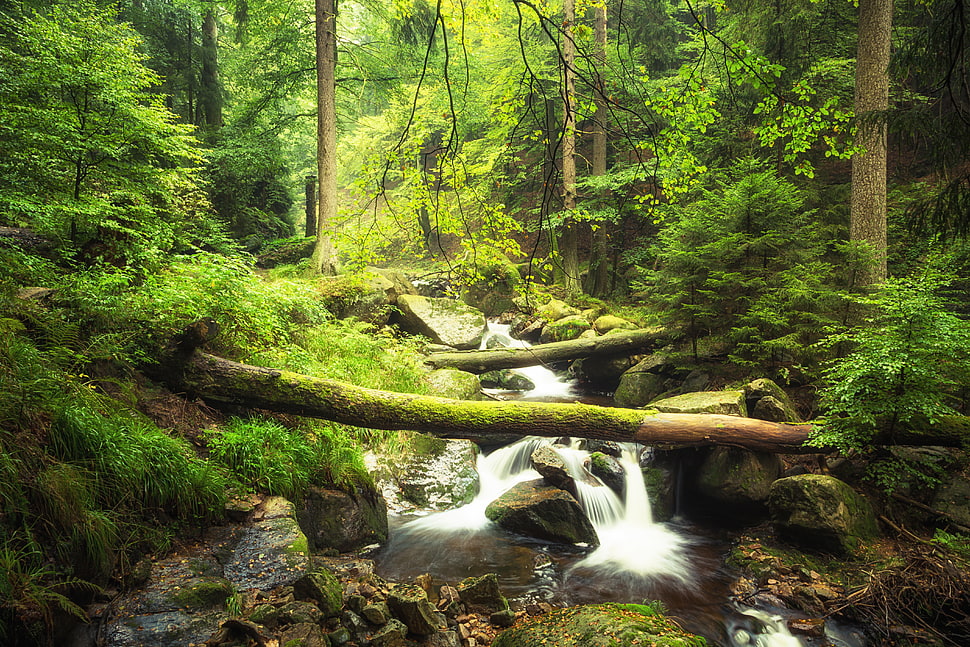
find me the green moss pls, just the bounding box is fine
[492,603,705,647]
[171,578,234,610]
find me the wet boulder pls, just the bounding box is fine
[421,369,483,401]
[768,475,879,555]
[225,497,310,592]
[484,479,598,546]
[570,354,635,389]
[588,452,626,498]
[650,390,747,416]
[539,314,591,344]
[456,573,508,614]
[695,447,782,517]
[387,584,447,635]
[745,378,801,422]
[297,484,388,553]
[530,445,575,494]
[613,355,677,408]
[492,603,705,647]
[377,436,480,512]
[395,294,487,350]
[480,369,536,391]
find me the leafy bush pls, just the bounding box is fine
[810,271,970,454]
[206,417,370,497]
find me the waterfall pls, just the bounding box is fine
[480,323,576,399]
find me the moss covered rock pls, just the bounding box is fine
[767,474,879,555]
[650,390,747,416]
[492,603,705,647]
[294,566,343,618]
[539,314,592,344]
[695,447,782,510]
[484,479,598,546]
[421,369,483,401]
[297,484,388,553]
[395,294,487,350]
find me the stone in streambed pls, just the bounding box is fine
[386,584,446,635]
[485,479,598,546]
[395,294,487,349]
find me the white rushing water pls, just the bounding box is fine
[480,323,576,399]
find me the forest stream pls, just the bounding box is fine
[373,326,864,647]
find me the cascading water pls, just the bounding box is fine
[375,322,824,645]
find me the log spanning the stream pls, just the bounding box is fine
[162,350,817,453]
[424,327,666,372]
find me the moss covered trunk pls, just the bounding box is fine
[163,352,818,453]
[425,328,665,372]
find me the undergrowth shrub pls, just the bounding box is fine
[206,417,370,497]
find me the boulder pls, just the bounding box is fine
[384,436,480,511]
[279,623,329,647]
[297,484,388,553]
[695,447,782,512]
[456,573,507,614]
[480,369,536,391]
[370,618,411,647]
[588,452,626,498]
[768,475,879,555]
[745,378,801,422]
[421,369,483,401]
[492,603,705,647]
[387,584,446,635]
[650,390,747,417]
[592,315,638,334]
[334,267,417,325]
[485,479,598,546]
[570,354,635,389]
[536,299,581,322]
[294,565,343,617]
[586,440,621,457]
[530,445,575,493]
[539,314,591,344]
[612,355,677,408]
[395,294,487,350]
[460,253,521,317]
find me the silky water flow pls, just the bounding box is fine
[375,324,856,646]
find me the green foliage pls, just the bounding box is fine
[647,160,841,364]
[0,536,98,645]
[0,0,214,264]
[206,416,370,497]
[811,271,970,454]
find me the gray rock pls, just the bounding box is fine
[279,600,324,625]
[294,566,343,617]
[570,354,635,388]
[456,573,507,614]
[613,362,670,407]
[695,447,782,509]
[768,474,879,555]
[377,436,481,512]
[536,299,581,322]
[297,485,388,553]
[530,445,575,493]
[363,601,391,625]
[387,584,446,635]
[422,369,483,401]
[650,390,747,416]
[746,378,802,422]
[279,623,330,647]
[539,314,591,344]
[226,497,310,592]
[480,369,536,391]
[592,315,638,334]
[371,618,411,647]
[396,294,487,349]
[485,479,598,546]
[588,452,625,498]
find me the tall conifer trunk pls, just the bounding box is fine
[200,10,222,131]
[558,0,581,295]
[850,0,892,284]
[312,0,338,275]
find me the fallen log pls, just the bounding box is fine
[425,327,665,372]
[159,350,818,453]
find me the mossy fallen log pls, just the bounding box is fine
[424,327,665,372]
[159,351,818,453]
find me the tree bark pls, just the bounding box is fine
[163,351,815,453]
[200,10,223,131]
[585,2,610,296]
[312,0,338,275]
[425,328,665,372]
[558,0,582,296]
[305,174,317,237]
[850,0,892,285]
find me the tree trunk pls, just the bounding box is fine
[312,0,338,276]
[305,175,317,237]
[558,0,582,296]
[425,327,664,372]
[163,351,815,453]
[200,10,223,131]
[585,3,610,296]
[850,0,892,285]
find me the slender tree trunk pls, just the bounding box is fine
[558,0,582,295]
[200,9,223,131]
[850,0,892,285]
[305,175,317,237]
[312,0,338,275]
[586,3,610,296]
